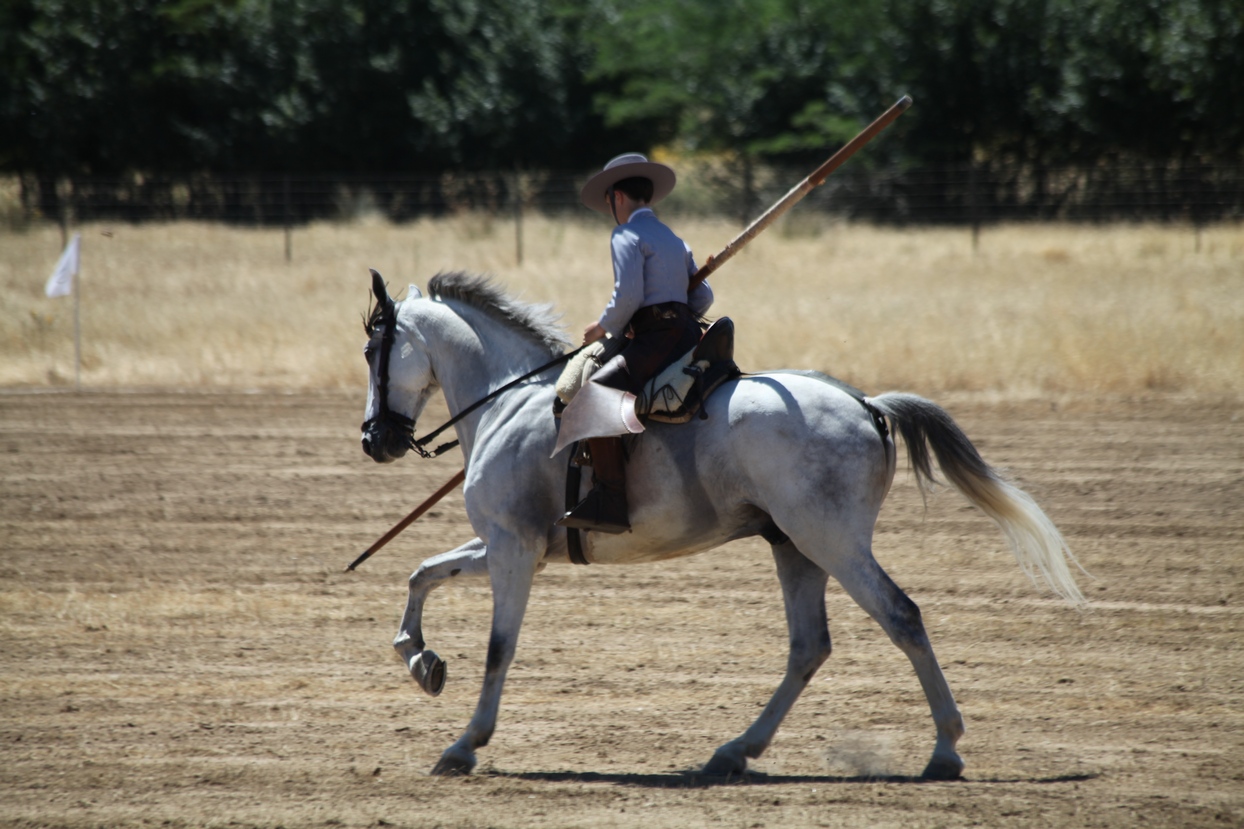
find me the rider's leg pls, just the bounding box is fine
[557,436,629,533]
[557,306,700,535]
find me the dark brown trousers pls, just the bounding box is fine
[592,302,703,396]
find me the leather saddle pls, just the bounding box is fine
[636,317,740,424]
[554,317,740,425]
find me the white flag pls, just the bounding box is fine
[45,233,80,298]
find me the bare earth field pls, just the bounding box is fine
[1,389,1241,828]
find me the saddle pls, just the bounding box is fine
[555,317,740,424]
[638,318,740,423]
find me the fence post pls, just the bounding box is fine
[969,162,981,253]
[1193,167,1205,254]
[740,155,756,228]
[57,177,70,250]
[513,171,524,267]
[283,174,292,262]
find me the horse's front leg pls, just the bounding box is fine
[704,540,832,777]
[432,529,543,776]
[394,537,489,696]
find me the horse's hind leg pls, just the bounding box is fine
[394,537,489,696]
[825,549,965,780]
[704,540,832,777]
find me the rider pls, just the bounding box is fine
[557,152,714,534]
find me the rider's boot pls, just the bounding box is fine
[557,437,630,533]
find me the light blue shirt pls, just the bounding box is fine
[598,207,714,337]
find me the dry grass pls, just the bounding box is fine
[1,215,1241,395]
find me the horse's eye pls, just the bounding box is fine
[364,343,377,362]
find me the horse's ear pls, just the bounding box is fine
[407,284,422,299]
[370,269,390,306]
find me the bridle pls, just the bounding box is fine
[361,295,417,451]
[363,294,585,460]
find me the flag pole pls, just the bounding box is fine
[45,232,82,386]
[72,236,81,389]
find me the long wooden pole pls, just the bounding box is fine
[690,95,912,289]
[346,96,911,570]
[345,468,467,571]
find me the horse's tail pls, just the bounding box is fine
[867,392,1086,606]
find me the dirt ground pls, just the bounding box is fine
[1,389,1241,828]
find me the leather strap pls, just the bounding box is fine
[564,442,589,565]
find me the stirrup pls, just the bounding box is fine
[556,488,630,534]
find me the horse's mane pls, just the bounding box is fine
[427,271,569,355]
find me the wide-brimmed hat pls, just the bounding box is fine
[580,152,676,215]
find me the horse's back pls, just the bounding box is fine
[709,371,894,513]
[715,371,885,451]
[625,370,888,492]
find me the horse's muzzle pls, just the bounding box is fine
[361,421,410,463]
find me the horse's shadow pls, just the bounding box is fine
[481,769,1100,789]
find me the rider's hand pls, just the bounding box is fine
[582,322,608,345]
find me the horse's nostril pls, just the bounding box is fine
[361,435,373,456]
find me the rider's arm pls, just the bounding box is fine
[598,227,644,337]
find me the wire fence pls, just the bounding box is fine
[10,161,1243,230]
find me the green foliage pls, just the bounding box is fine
[0,0,1239,178]
[887,0,1244,164]
[0,0,632,175]
[583,0,891,160]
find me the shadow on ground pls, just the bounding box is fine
[483,770,1100,789]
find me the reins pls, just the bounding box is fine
[408,345,586,459]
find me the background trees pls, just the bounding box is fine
[1,0,1240,205]
[0,0,647,176]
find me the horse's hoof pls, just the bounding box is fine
[921,754,965,780]
[701,748,748,778]
[412,650,446,697]
[430,747,475,777]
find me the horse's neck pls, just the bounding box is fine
[425,303,555,431]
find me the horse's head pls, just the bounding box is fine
[361,270,436,463]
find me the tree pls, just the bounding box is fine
[888,0,1244,165]
[0,0,642,178]
[2,0,1240,192]
[582,0,893,161]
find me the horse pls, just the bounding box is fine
[359,269,1083,780]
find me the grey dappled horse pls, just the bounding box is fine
[360,271,1083,779]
